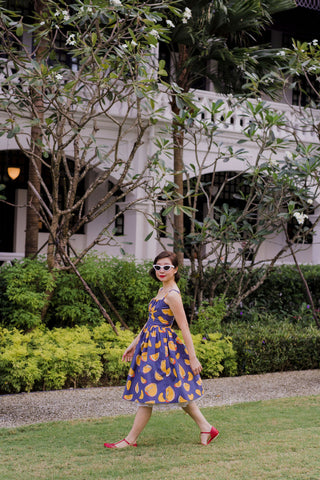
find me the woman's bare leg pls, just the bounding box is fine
[182,402,216,445]
[126,406,153,444]
[105,406,153,448]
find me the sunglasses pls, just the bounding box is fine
[153,264,175,271]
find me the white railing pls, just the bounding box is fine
[0,58,319,145]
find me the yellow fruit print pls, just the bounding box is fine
[178,395,187,403]
[135,383,140,394]
[169,357,176,365]
[176,337,183,344]
[150,352,160,361]
[136,355,141,366]
[124,394,133,400]
[173,368,178,378]
[188,371,194,381]
[158,316,169,325]
[168,341,177,351]
[128,368,135,377]
[151,330,157,337]
[196,389,202,396]
[158,392,166,402]
[163,337,168,343]
[160,360,167,373]
[162,308,173,316]
[145,400,155,404]
[183,382,190,392]
[184,358,190,365]
[143,365,152,374]
[188,394,194,401]
[179,364,186,378]
[176,352,180,359]
[196,379,202,385]
[139,390,144,400]
[126,380,131,390]
[141,377,147,384]
[148,340,152,347]
[155,340,161,349]
[174,380,182,388]
[165,386,175,402]
[155,371,164,381]
[145,383,158,397]
[164,346,169,357]
[141,352,148,362]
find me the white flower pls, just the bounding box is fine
[121,44,128,49]
[87,7,93,13]
[110,0,122,5]
[276,50,286,57]
[307,198,313,205]
[66,34,76,46]
[285,151,293,161]
[312,39,318,46]
[54,11,60,17]
[150,29,160,39]
[62,10,70,21]
[55,73,63,80]
[166,19,175,28]
[182,7,192,23]
[40,21,45,26]
[131,40,138,47]
[293,212,308,225]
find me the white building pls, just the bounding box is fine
[1,1,320,265]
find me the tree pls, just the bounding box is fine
[162,0,296,261]
[0,0,181,331]
[0,0,179,269]
[153,91,320,322]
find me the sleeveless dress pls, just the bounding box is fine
[122,290,204,405]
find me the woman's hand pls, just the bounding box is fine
[122,343,136,362]
[190,356,203,376]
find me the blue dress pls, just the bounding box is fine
[122,290,204,405]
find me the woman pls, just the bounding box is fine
[104,250,219,449]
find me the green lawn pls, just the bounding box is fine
[1,396,320,480]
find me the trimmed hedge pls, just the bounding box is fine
[0,324,236,394]
[223,322,320,376]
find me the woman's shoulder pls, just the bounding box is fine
[165,288,181,301]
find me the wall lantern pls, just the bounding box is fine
[7,167,21,180]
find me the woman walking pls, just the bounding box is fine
[104,250,219,449]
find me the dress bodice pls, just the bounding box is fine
[147,297,175,327]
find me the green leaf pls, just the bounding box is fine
[91,32,97,47]
[16,22,23,37]
[144,231,153,241]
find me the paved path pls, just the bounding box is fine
[1,369,320,429]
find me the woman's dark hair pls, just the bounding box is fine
[149,250,180,282]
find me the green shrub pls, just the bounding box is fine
[0,258,55,330]
[0,326,103,393]
[47,270,103,328]
[191,332,237,378]
[223,321,320,375]
[92,322,135,385]
[0,328,42,393]
[191,296,227,335]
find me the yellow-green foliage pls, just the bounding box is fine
[192,332,237,378]
[0,324,236,394]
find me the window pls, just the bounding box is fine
[114,205,124,236]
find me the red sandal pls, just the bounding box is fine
[200,426,219,446]
[104,438,137,449]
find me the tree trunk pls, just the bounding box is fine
[172,115,185,265]
[25,0,46,257]
[170,44,191,265]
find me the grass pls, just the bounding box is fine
[1,395,320,480]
